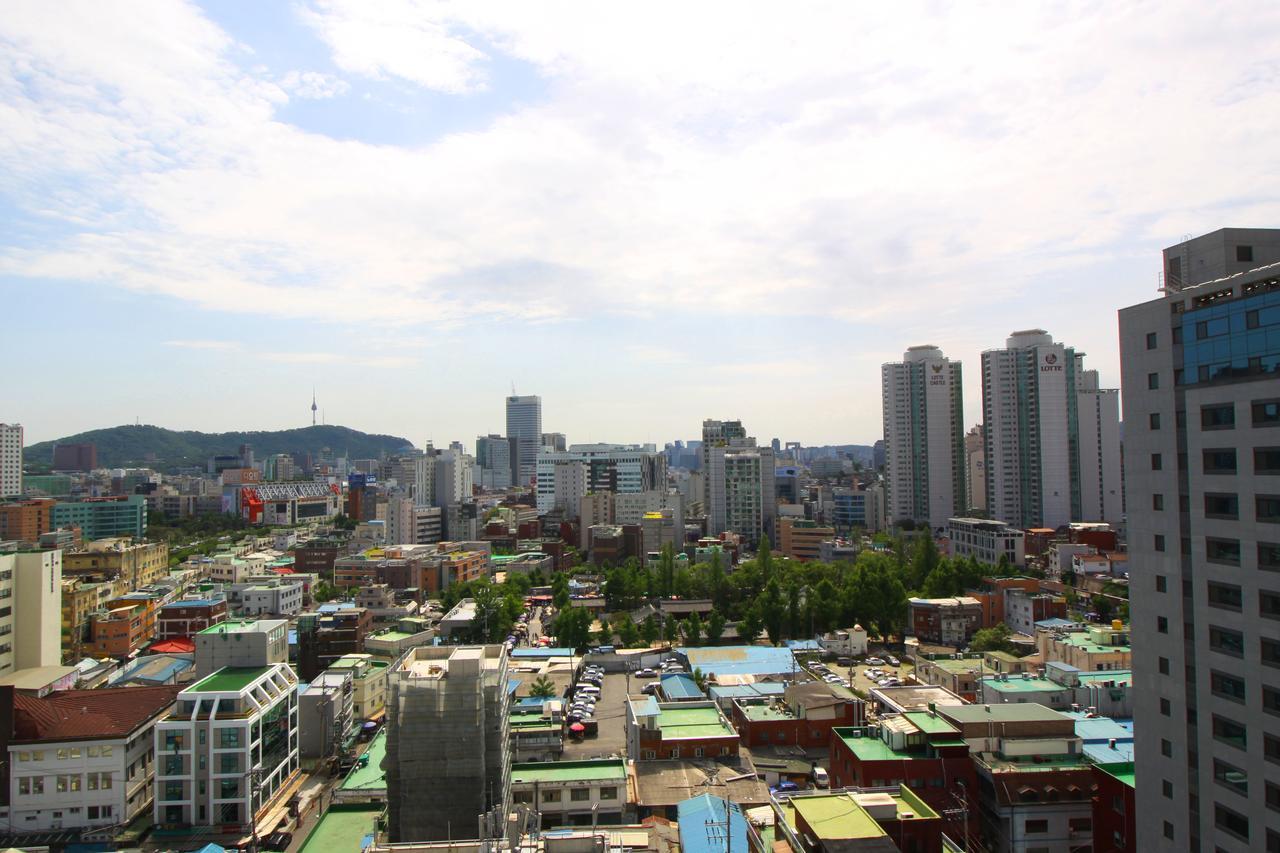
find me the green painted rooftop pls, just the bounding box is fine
[927,659,982,673]
[190,666,274,693]
[941,703,1068,725]
[740,704,795,721]
[298,805,382,853]
[369,630,417,641]
[1096,761,1135,788]
[340,731,387,791]
[657,706,737,739]
[1075,671,1132,685]
[835,730,914,761]
[982,677,1067,693]
[511,760,627,784]
[791,795,886,839]
[902,712,959,735]
[198,620,262,634]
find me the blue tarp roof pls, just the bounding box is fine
[678,794,747,853]
[1035,618,1079,629]
[507,678,522,695]
[660,673,705,700]
[161,598,223,608]
[511,647,574,658]
[680,645,797,677]
[784,639,822,651]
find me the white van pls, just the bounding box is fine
[813,767,829,788]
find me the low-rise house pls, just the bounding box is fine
[980,664,1133,717]
[778,787,944,853]
[626,698,740,761]
[1091,761,1135,853]
[1,684,180,837]
[907,597,982,646]
[299,671,354,759]
[730,681,864,749]
[510,759,632,826]
[1037,622,1131,671]
[326,654,389,721]
[818,626,869,658]
[157,599,227,640]
[193,619,288,677]
[912,656,984,702]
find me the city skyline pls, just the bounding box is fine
[4,3,1280,446]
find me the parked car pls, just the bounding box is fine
[770,781,800,794]
[865,657,885,665]
[813,767,829,789]
[636,668,656,677]
[641,682,660,694]
[886,655,900,666]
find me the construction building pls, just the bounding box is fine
[384,645,510,843]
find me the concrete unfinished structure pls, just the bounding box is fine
[385,644,511,843]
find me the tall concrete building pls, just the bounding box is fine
[1120,229,1280,851]
[0,424,21,499]
[881,345,966,531]
[505,395,542,487]
[534,444,666,514]
[540,432,567,452]
[981,330,1122,529]
[475,434,512,490]
[964,424,986,513]
[702,421,776,547]
[0,549,62,676]
[385,645,510,842]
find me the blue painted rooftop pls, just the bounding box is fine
[1036,618,1079,629]
[1084,741,1135,763]
[784,639,823,651]
[660,673,705,700]
[678,794,747,853]
[161,598,222,608]
[680,645,798,677]
[511,647,574,658]
[1065,712,1135,743]
[318,602,357,613]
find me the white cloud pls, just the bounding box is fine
[279,70,349,100]
[4,1,1280,441]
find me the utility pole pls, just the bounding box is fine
[247,764,264,853]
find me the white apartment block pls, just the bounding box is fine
[1120,228,1280,851]
[705,442,776,548]
[0,424,21,498]
[982,329,1121,529]
[4,686,178,835]
[614,489,685,531]
[964,425,986,513]
[0,549,63,677]
[535,444,666,514]
[385,498,442,546]
[237,581,304,617]
[948,517,1026,568]
[881,345,966,531]
[153,663,300,830]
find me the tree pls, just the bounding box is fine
[758,535,774,584]
[616,617,641,648]
[760,578,785,646]
[312,580,338,603]
[705,610,726,645]
[659,545,677,597]
[969,623,1019,655]
[553,606,593,651]
[708,549,729,610]
[684,613,704,646]
[909,534,940,590]
[639,615,660,646]
[691,667,708,693]
[594,615,614,646]
[738,604,763,645]
[664,617,680,645]
[529,675,557,699]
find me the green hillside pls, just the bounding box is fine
[25,424,415,470]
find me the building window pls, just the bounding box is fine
[1211,671,1246,703]
[1213,715,1247,750]
[1147,332,1158,349]
[1202,403,1236,430]
[1259,495,1280,523]
[1153,494,1165,511]
[1269,783,1280,813]
[1215,803,1250,841]
[1264,686,1280,717]
[1204,448,1237,473]
[1264,638,1280,668]
[599,786,617,800]
[1160,697,1171,716]
[1158,656,1170,674]
[1161,738,1173,757]
[1025,819,1048,833]
[1163,821,1174,840]
[1255,399,1280,427]
[1207,538,1242,565]
[1257,448,1280,474]
[1210,625,1245,656]
[512,791,533,804]
[218,728,241,749]
[1157,616,1169,633]
[1208,583,1243,611]
[1214,760,1248,795]
[1163,779,1173,798]
[1155,534,1166,552]
[1151,453,1163,471]
[1238,245,1254,262]
[1205,492,1240,519]
[1148,373,1160,390]
[1262,591,1280,619]
[542,790,560,802]
[1149,412,1161,429]
[570,788,590,802]
[1156,575,1167,593]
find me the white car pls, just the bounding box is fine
[636,668,656,677]
[865,657,885,666]
[886,655,900,666]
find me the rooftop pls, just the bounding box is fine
[680,645,797,677]
[510,759,627,784]
[901,711,959,736]
[656,705,737,739]
[678,795,748,853]
[791,794,887,840]
[940,703,1069,726]
[198,620,274,635]
[12,685,180,743]
[1094,760,1136,789]
[297,805,381,853]
[834,728,914,761]
[739,703,795,722]
[660,673,705,700]
[190,666,275,693]
[339,730,387,792]
[981,676,1066,693]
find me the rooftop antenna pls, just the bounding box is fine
[511,380,517,396]
[311,388,318,426]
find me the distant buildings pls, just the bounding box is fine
[963,424,985,513]
[63,539,168,591]
[947,517,1026,567]
[475,434,512,490]
[0,423,22,498]
[51,442,97,472]
[778,518,834,561]
[52,495,147,541]
[506,395,542,487]
[701,421,776,548]
[881,345,966,531]
[535,444,667,515]
[981,329,1121,529]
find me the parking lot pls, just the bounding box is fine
[801,653,911,697]
[560,671,629,760]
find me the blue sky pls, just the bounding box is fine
[3,1,1280,448]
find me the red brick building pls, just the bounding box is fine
[730,682,864,749]
[157,598,227,640]
[627,699,740,761]
[1092,762,1135,853]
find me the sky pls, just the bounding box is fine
[3,1,1280,450]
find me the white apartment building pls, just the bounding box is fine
[982,329,1122,529]
[153,663,300,830]
[614,489,685,530]
[547,459,587,518]
[433,448,474,508]
[237,581,304,617]
[705,442,776,548]
[881,345,966,531]
[193,619,289,678]
[385,498,442,545]
[534,444,666,514]
[0,549,63,677]
[964,424,986,513]
[948,517,1026,568]
[0,423,21,498]
[1120,228,1280,851]
[4,685,179,835]
[506,395,542,487]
